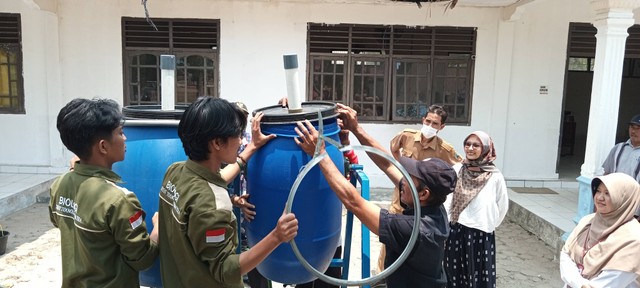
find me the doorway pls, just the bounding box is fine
[559,23,640,180]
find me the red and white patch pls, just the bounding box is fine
[206,228,226,243]
[129,211,143,229]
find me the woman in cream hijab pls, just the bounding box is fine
[560,173,640,287]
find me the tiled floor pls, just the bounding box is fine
[0,173,59,217]
[0,173,58,198]
[507,187,578,233]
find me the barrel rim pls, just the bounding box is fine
[252,101,338,123]
[122,119,181,127]
[122,105,189,120]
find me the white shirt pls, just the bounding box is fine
[560,251,639,288]
[443,163,509,233]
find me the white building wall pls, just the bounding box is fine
[3,0,634,186]
[502,0,591,180]
[0,0,65,173]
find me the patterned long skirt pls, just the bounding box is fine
[444,223,497,288]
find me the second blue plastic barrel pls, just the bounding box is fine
[112,106,187,288]
[246,102,344,284]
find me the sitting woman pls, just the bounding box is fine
[560,173,640,288]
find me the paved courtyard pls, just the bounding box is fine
[0,202,562,287]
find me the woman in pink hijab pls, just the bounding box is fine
[561,173,640,288]
[443,131,509,288]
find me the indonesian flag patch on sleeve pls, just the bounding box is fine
[129,211,143,229]
[206,228,226,243]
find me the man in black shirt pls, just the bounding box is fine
[295,103,457,288]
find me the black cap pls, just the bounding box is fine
[399,157,457,197]
[629,114,640,125]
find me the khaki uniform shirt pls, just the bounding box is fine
[388,129,462,214]
[390,129,462,164]
[158,160,242,288]
[49,163,158,288]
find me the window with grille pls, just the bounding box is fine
[122,18,219,106]
[567,22,640,76]
[307,23,476,124]
[0,13,24,114]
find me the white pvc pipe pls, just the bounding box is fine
[283,54,302,113]
[160,55,176,111]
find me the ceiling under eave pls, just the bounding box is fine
[456,0,524,7]
[315,0,535,9]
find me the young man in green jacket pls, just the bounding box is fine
[157,96,298,287]
[49,98,159,287]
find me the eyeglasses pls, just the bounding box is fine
[464,141,481,149]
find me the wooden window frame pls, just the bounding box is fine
[307,23,475,124]
[0,13,25,114]
[122,17,220,106]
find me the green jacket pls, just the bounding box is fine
[158,160,242,288]
[49,163,158,288]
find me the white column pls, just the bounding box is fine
[573,0,640,225]
[581,0,638,178]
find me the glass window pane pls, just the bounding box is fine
[406,104,418,118]
[206,69,215,85]
[176,56,186,67]
[335,61,344,73]
[354,103,363,115]
[374,76,384,99]
[187,68,204,99]
[395,79,405,102]
[10,81,18,96]
[206,57,214,67]
[395,61,405,76]
[187,55,204,67]
[362,104,374,117]
[140,68,157,84]
[456,106,465,118]
[568,57,588,71]
[139,68,158,103]
[335,77,344,101]
[0,65,8,95]
[354,62,363,73]
[130,85,139,103]
[176,68,186,103]
[322,75,333,101]
[0,97,9,107]
[9,65,16,81]
[141,82,158,102]
[131,55,138,65]
[396,105,406,117]
[0,51,7,64]
[8,52,16,63]
[139,54,157,65]
[375,104,383,117]
[446,64,457,76]
[131,68,138,83]
[205,86,215,97]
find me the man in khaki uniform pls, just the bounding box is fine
[377,104,462,275]
[49,98,159,288]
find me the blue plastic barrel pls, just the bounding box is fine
[112,106,187,288]
[246,102,344,284]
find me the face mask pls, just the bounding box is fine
[421,124,438,139]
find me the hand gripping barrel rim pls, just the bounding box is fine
[285,144,421,287]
